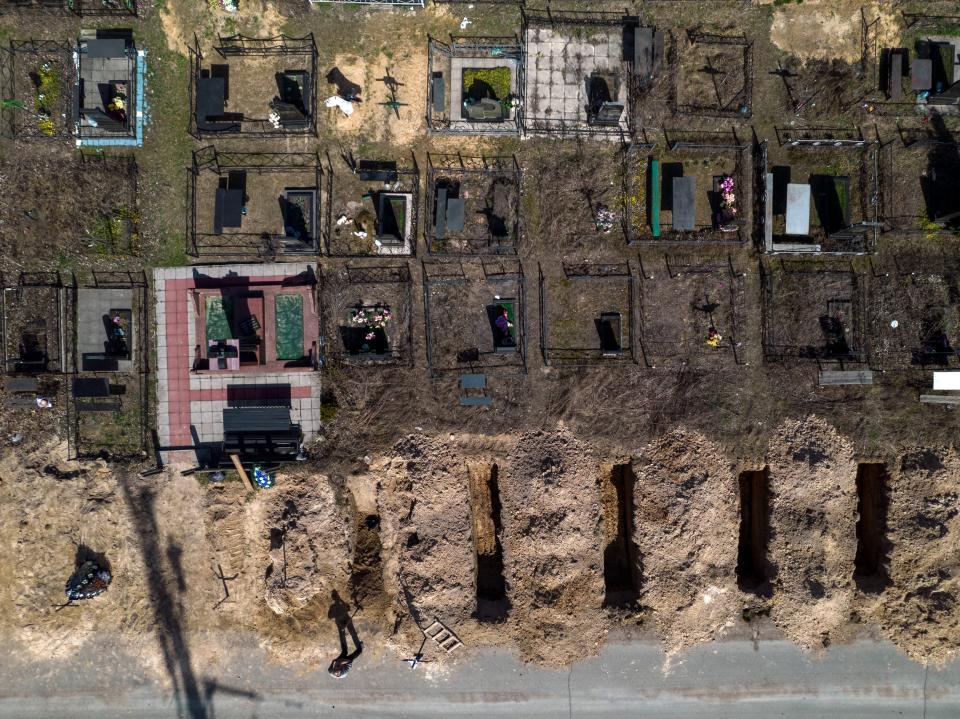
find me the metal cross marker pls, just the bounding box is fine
[213,563,239,609]
[377,68,408,119]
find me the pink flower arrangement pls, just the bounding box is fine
[351,304,393,332]
[719,176,737,215]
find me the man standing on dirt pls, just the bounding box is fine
[328,590,363,679]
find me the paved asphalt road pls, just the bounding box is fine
[2,635,959,718]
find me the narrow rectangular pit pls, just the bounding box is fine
[349,513,385,606]
[602,463,640,606]
[467,463,509,620]
[737,468,769,591]
[854,462,890,592]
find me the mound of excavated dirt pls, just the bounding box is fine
[260,472,353,616]
[766,416,858,649]
[872,449,960,665]
[379,436,477,639]
[632,429,741,660]
[502,427,605,666]
[769,1,900,64]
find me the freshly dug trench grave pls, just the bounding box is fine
[737,468,771,592]
[766,416,858,649]
[467,462,509,621]
[600,462,640,607]
[853,462,890,593]
[379,437,477,641]
[501,427,606,666]
[872,449,960,665]
[632,429,741,658]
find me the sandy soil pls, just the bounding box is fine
[5,421,960,676]
[766,416,858,650]
[378,437,477,641]
[501,427,607,666]
[632,429,741,662]
[160,0,286,56]
[325,48,427,148]
[770,1,900,63]
[871,449,960,665]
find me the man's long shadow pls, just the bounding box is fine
[118,475,207,718]
[328,590,362,659]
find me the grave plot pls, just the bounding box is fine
[426,154,521,255]
[501,427,605,666]
[2,272,68,375]
[75,30,140,142]
[874,449,960,664]
[736,467,770,593]
[766,416,858,649]
[867,253,960,369]
[631,27,676,130]
[638,254,748,368]
[674,30,752,118]
[72,0,136,15]
[771,56,867,120]
[0,152,138,269]
[761,259,866,363]
[880,121,960,237]
[628,129,748,243]
[524,139,635,251]
[632,429,741,658]
[189,147,322,259]
[522,9,635,137]
[0,40,75,139]
[0,0,70,12]
[423,259,526,376]
[539,262,635,365]
[762,130,880,254]
[427,37,522,135]
[67,273,148,458]
[322,262,413,366]
[189,34,318,138]
[324,153,419,257]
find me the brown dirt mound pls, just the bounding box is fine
[632,429,741,660]
[872,449,960,665]
[766,416,858,649]
[260,472,354,616]
[379,437,477,642]
[502,426,606,666]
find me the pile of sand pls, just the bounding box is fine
[769,1,900,64]
[873,449,960,665]
[502,427,605,665]
[379,436,477,638]
[766,416,858,649]
[260,472,354,616]
[632,429,741,660]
